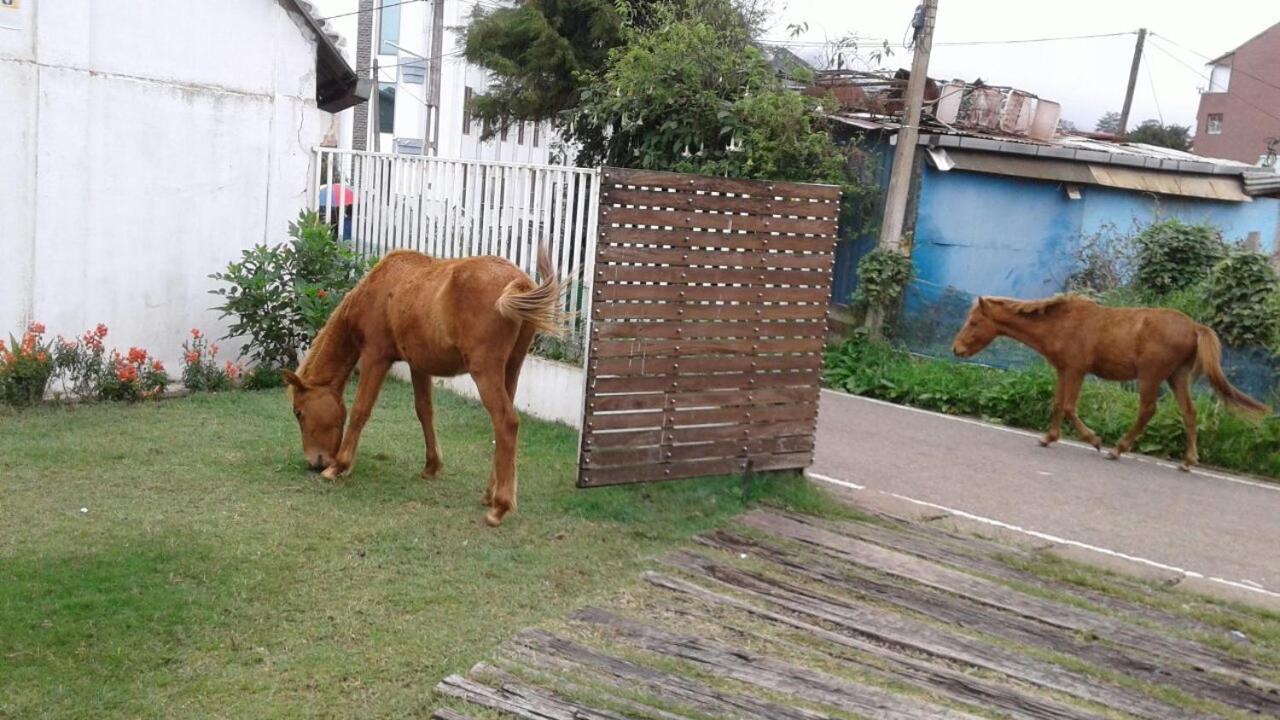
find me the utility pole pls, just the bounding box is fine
[877,0,936,256]
[1118,28,1147,135]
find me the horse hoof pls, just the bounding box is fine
[1106,449,1121,461]
[321,466,341,481]
[1038,436,1055,447]
[422,462,443,479]
[1177,462,1193,473]
[484,510,503,527]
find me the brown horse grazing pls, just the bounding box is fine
[283,246,561,526]
[951,295,1269,471]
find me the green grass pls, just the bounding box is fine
[823,334,1280,479]
[0,382,837,718]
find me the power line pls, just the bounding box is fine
[1144,36,1280,126]
[760,30,1135,50]
[317,0,425,21]
[1150,31,1280,96]
[1142,46,1164,124]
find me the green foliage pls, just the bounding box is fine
[1065,223,1136,295]
[1125,119,1192,151]
[1132,219,1224,296]
[240,364,285,391]
[852,249,913,309]
[1204,251,1280,348]
[210,211,370,371]
[823,334,1280,478]
[180,329,234,392]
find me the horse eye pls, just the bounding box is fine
[294,410,302,420]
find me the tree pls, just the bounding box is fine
[1125,119,1192,151]
[1095,111,1121,134]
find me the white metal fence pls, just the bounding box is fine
[310,148,600,336]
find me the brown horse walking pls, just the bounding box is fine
[283,246,561,526]
[951,295,1268,471]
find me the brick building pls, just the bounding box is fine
[1194,21,1280,165]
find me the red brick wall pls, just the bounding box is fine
[1194,23,1280,164]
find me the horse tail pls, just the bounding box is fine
[1193,324,1270,417]
[496,243,564,336]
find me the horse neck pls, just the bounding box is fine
[299,314,358,390]
[990,308,1060,360]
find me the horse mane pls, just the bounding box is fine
[988,294,1096,316]
[297,261,385,379]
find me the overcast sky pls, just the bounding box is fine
[765,1,1278,132]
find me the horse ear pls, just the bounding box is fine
[282,369,306,390]
[977,296,990,312]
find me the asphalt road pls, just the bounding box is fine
[812,389,1280,602]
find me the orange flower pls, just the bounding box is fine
[184,350,200,364]
[209,343,220,358]
[116,363,138,383]
[127,347,148,364]
[316,289,328,299]
[28,322,46,335]
[191,328,202,339]
[152,360,165,372]
[224,360,241,380]
[36,351,48,363]
[95,323,108,338]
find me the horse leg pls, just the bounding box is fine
[321,357,391,481]
[1039,371,1066,447]
[473,365,520,527]
[1169,367,1198,472]
[410,368,443,478]
[505,324,536,399]
[1060,371,1103,451]
[1108,375,1161,461]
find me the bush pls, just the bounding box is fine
[1132,219,1223,296]
[823,334,1280,478]
[51,324,110,400]
[0,323,54,406]
[96,347,168,403]
[210,211,370,371]
[180,328,236,392]
[1204,251,1280,348]
[852,249,913,309]
[240,364,285,390]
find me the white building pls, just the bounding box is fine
[0,0,367,365]
[311,0,563,163]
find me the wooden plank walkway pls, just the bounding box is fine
[434,509,1280,719]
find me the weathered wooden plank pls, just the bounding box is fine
[699,529,1280,716]
[593,337,823,358]
[510,630,831,720]
[658,552,1199,720]
[579,451,811,486]
[643,572,1109,720]
[594,320,824,342]
[436,670,627,720]
[602,207,836,235]
[430,710,478,720]
[600,226,836,252]
[585,435,815,468]
[602,167,841,201]
[602,187,840,218]
[597,265,827,286]
[587,402,817,432]
[595,285,829,303]
[593,354,822,378]
[742,512,1273,688]
[584,420,817,449]
[589,386,819,412]
[591,369,820,394]
[591,301,832,323]
[598,246,835,269]
[569,609,983,720]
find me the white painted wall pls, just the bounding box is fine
[0,1,336,367]
[391,356,586,428]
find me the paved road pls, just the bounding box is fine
[812,389,1280,602]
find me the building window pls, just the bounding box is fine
[379,3,401,55]
[517,122,526,145]
[378,83,395,134]
[462,87,472,135]
[1208,62,1231,93]
[1207,114,1223,135]
[533,122,541,147]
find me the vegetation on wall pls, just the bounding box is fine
[852,248,913,312]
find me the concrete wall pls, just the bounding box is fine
[390,356,586,428]
[907,167,1280,300]
[0,1,333,366]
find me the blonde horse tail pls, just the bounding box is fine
[496,243,564,337]
[1193,324,1270,417]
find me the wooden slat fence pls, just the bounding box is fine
[578,167,840,487]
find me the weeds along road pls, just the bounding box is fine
[812,389,1280,605]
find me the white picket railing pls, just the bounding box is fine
[310,148,600,334]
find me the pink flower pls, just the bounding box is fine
[95,323,108,339]
[191,328,202,339]
[152,360,165,372]
[209,343,219,358]
[28,322,46,335]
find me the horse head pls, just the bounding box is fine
[952,297,1000,358]
[283,369,345,471]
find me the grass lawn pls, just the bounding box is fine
[0,380,838,718]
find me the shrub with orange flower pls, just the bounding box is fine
[51,324,112,399]
[98,346,168,402]
[180,328,234,392]
[0,322,55,406]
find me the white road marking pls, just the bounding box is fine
[806,472,1280,600]
[821,389,1280,493]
